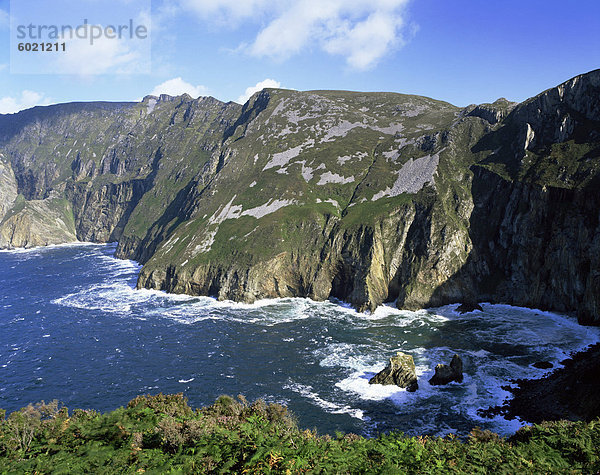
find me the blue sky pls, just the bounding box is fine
[0,0,599,113]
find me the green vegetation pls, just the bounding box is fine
[0,194,26,225]
[1,394,599,473]
[519,141,600,189]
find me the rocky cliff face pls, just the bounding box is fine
[136,89,477,313]
[0,96,241,249]
[457,72,600,324]
[0,71,598,323]
[0,152,76,248]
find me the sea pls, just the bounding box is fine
[1,243,598,437]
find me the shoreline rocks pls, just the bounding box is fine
[481,343,600,423]
[369,352,418,392]
[456,302,483,314]
[429,354,464,385]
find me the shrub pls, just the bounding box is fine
[127,393,193,418]
[2,400,62,453]
[469,426,502,443]
[155,416,186,451]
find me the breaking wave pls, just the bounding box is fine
[2,243,598,437]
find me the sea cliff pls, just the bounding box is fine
[0,71,598,322]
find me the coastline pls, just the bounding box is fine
[2,241,599,432]
[0,240,104,253]
[484,343,600,424]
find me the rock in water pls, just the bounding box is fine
[456,302,483,314]
[369,352,418,392]
[429,354,464,385]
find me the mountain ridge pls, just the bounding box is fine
[0,70,598,323]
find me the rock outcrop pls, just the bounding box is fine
[456,303,483,314]
[532,361,553,370]
[369,352,418,391]
[0,156,77,248]
[0,155,17,219]
[429,354,464,385]
[484,344,600,423]
[466,98,517,124]
[0,194,77,248]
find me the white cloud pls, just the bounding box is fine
[179,0,412,69]
[236,79,281,104]
[150,77,209,98]
[178,0,272,24]
[321,9,405,70]
[0,9,8,30]
[0,91,52,114]
[50,10,151,76]
[57,35,144,76]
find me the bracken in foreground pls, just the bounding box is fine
[1,393,599,473]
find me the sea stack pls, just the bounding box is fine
[369,351,418,392]
[429,354,464,385]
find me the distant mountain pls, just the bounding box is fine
[1,71,598,323]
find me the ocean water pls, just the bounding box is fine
[1,243,598,437]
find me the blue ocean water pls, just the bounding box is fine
[0,243,598,437]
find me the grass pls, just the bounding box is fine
[1,394,599,474]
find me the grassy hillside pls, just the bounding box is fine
[1,394,599,473]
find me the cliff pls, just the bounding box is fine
[0,71,598,323]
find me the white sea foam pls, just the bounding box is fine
[0,241,100,254]
[54,282,147,313]
[307,303,599,436]
[336,373,406,401]
[54,276,320,326]
[99,254,141,270]
[284,382,364,420]
[43,245,600,437]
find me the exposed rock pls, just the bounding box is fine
[0,157,77,248]
[456,302,483,314]
[482,344,600,423]
[369,352,418,392]
[466,98,517,124]
[0,194,77,248]
[429,354,464,385]
[532,361,553,369]
[0,157,18,219]
[66,179,148,243]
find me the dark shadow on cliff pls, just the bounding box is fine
[386,195,436,306]
[222,90,271,143]
[123,178,198,264]
[108,147,165,243]
[417,89,600,324]
[113,147,199,262]
[421,164,600,325]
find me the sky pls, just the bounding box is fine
[0,0,599,114]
